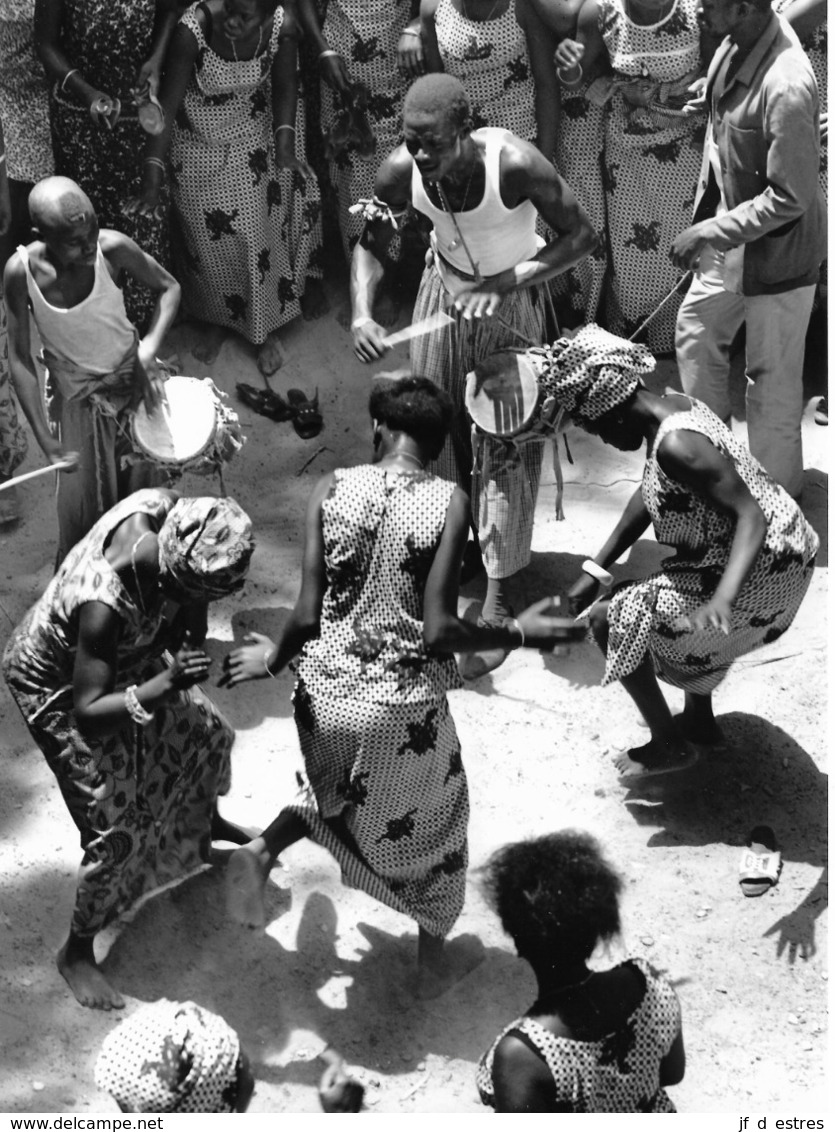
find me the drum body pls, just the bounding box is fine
[465,350,560,442]
[131,376,243,476]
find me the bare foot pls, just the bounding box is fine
[300,279,330,321]
[257,332,285,376]
[676,711,726,748]
[613,739,699,783]
[57,935,124,1011]
[414,934,485,1000]
[192,323,227,365]
[226,842,271,928]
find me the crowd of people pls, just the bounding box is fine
[0,0,826,1113]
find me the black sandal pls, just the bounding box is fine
[236,383,295,422]
[286,388,323,439]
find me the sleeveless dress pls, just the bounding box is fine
[604,399,819,692]
[0,0,54,183]
[0,290,28,484]
[598,0,705,351]
[169,3,322,344]
[285,465,469,940]
[49,0,170,332]
[2,489,235,938]
[477,959,681,1112]
[320,0,412,259]
[433,0,536,141]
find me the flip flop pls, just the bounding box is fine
[615,743,700,786]
[739,825,782,897]
[137,89,165,136]
[236,383,294,422]
[286,388,323,439]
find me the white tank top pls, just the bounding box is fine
[17,243,136,375]
[411,127,539,277]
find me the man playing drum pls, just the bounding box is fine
[4,176,180,564]
[350,75,595,674]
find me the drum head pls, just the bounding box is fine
[132,376,217,465]
[465,350,542,438]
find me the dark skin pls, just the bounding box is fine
[566,391,767,775]
[350,107,595,360]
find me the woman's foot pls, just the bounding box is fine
[211,807,254,846]
[57,934,124,1011]
[679,692,725,747]
[226,841,273,928]
[301,279,330,321]
[414,934,485,1000]
[191,322,227,365]
[257,331,285,376]
[613,737,699,783]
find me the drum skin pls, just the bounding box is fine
[131,376,244,475]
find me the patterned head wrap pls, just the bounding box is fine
[94,999,243,1113]
[157,497,254,601]
[536,324,657,423]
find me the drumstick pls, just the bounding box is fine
[0,458,77,492]
[381,311,454,347]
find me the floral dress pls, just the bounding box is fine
[2,489,235,938]
[0,291,28,482]
[433,0,536,140]
[603,399,819,693]
[285,465,469,940]
[169,3,322,344]
[0,0,54,183]
[600,0,705,351]
[320,0,413,259]
[49,0,170,332]
[478,959,681,1111]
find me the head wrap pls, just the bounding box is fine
[157,497,254,601]
[536,324,657,423]
[94,999,242,1113]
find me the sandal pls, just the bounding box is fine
[136,88,165,136]
[286,388,323,439]
[739,826,782,897]
[236,383,294,422]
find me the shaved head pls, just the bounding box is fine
[28,177,96,233]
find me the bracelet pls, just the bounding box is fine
[61,68,80,93]
[0,154,5,166]
[144,156,166,172]
[402,28,421,36]
[581,558,614,586]
[318,49,340,60]
[125,684,154,726]
[557,62,583,86]
[263,649,277,679]
[274,124,296,134]
[351,316,373,331]
[508,617,525,648]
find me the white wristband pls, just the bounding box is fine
[351,316,373,331]
[582,559,614,586]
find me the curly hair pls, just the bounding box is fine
[368,374,453,461]
[403,74,472,133]
[482,831,622,967]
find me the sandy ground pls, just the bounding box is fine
[0,270,828,1116]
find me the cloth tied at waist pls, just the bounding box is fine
[586,68,703,120]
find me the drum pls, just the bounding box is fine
[464,349,561,441]
[131,375,244,476]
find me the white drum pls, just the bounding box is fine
[131,375,244,476]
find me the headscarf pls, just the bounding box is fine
[94,999,242,1113]
[535,324,657,423]
[157,497,254,601]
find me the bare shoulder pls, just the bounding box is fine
[2,248,29,294]
[374,143,414,205]
[99,228,140,259]
[499,133,560,186]
[420,0,442,15]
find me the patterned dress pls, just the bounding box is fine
[0,292,28,481]
[320,0,412,259]
[285,465,469,940]
[433,0,536,140]
[603,399,819,693]
[599,0,705,352]
[0,0,54,182]
[169,4,322,345]
[49,0,170,332]
[2,489,235,937]
[477,959,681,1112]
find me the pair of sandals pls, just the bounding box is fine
[236,383,323,440]
[323,81,376,161]
[135,83,165,136]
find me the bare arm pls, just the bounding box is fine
[553,0,607,88]
[777,0,826,43]
[0,118,9,236]
[34,0,117,125]
[135,0,181,94]
[419,0,444,73]
[296,0,352,92]
[489,1034,564,1112]
[519,0,561,161]
[566,484,652,613]
[660,1027,686,1087]
[657,430,767,631]
[271,8,313,179]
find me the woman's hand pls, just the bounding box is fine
[87,90,121,130]
[274,133,314,181]
[555,38,584,72]
[319,51,352,94]
[166,637,212,691]
[566,573,600,616]
[397,27,426,78]
[134,56,162,99]
[516,596,588,649]
[676,596,733,635]
[123,165,165,221]
[219,631,278,687]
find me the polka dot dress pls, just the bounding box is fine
[170,3,322,345]
[602,399,820,694]
[287,466,469,939]
[477,959,681,1112]
[433,0,536,141]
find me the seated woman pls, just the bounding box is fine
[220,375,579,998]
[130,0,323,375]
[2,489,255,1010]
[536,325,819,783]
[478,830,685,1111]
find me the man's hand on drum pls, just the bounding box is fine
[165,638,212,691]
[516,596,587,649]
[352,318,390,362]
[447,282,503,320]
[566,573,601,617]
[133,347,165,413]
[219,631,278,687]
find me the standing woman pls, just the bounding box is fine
[131,0,323,375]
[555,0,709,351]
[34,0,178,331]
